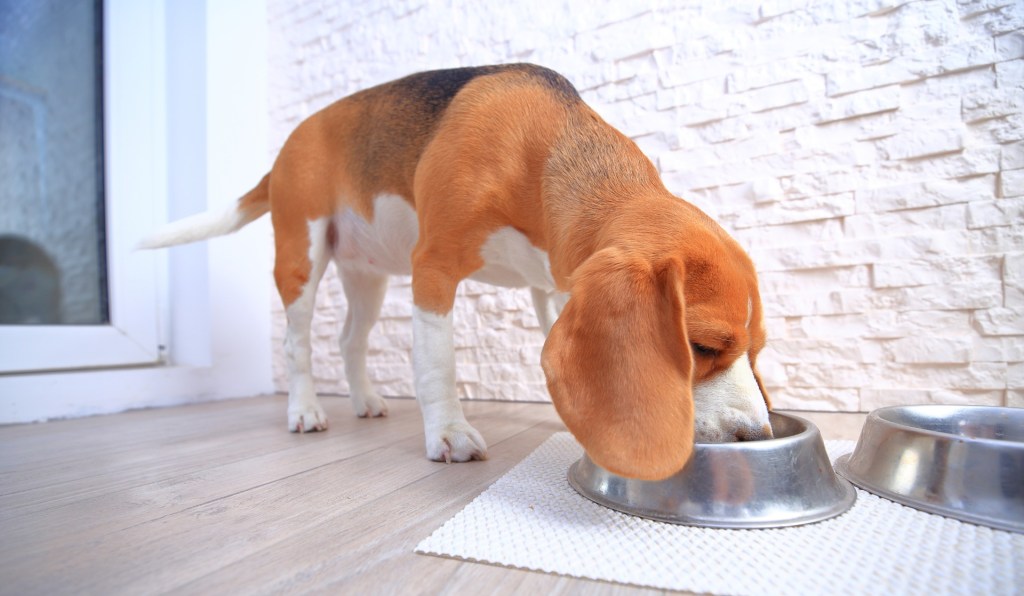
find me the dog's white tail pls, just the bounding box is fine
[137,174,271,249]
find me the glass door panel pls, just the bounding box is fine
[0,0,162,373]
[0,0,107,325]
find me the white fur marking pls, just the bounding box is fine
[332,195,555,293]
[473,228,555,290]
[530,288,568,335]
[413,306,487,461]
[333,194,419,275]
[284,218,333,432]
[136,204,250,249]
[692,352,771,443]
[338,268,389,418]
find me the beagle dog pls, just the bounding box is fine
[140,63,772,481]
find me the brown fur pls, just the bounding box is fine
[232,64,769,480]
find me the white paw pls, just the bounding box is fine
[288,402,328,433]
[425,421,488,463]
[351,392,388,418]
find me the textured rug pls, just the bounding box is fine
[416,433,1023,595]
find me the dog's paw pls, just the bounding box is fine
[352,393,388,418]
[288,403,328,433]
[425,422,488,463]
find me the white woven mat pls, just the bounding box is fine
[416,432,1023,595]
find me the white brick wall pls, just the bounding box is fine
[267,0,1023,411]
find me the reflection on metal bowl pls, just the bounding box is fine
[568,412,856,529]
[835,405,1024,534]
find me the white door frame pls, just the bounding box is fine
[0,0,273,423]
[0,0,165,373]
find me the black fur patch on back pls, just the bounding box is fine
[517,64,581,102]
[344,64,581,199]
[390,63,580,116]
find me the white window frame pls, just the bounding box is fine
[0,0,273,423]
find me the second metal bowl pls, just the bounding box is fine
[834,405,1024,533]
[568,412,856,529]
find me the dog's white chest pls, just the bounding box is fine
[472,227,555,289]
[333,195,554,291]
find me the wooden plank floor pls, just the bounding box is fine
[0,396,865,595]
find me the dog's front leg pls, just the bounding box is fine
[412,306,487,462]
[530,287,569,336]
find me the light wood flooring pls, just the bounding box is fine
[0,395,865,595]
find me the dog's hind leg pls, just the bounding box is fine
[275,216,333,433]
[338,267,389,418]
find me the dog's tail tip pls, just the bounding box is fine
[134,234,178,251]
[135,208,252,250]
[136,174,270,251]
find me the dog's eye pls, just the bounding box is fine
[691,343,718,357]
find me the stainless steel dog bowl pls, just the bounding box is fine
[834,405,1024,533]
[568,412,856,529]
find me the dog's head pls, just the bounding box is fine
[541,230,770,481]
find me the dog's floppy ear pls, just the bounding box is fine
[542,248,694,481]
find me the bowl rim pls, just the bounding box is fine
[692,410,817,451]
[569,458,856,529]
[866,404,1024,447]
[568,411,857,529]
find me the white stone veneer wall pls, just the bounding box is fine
[267,0,1023,411]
